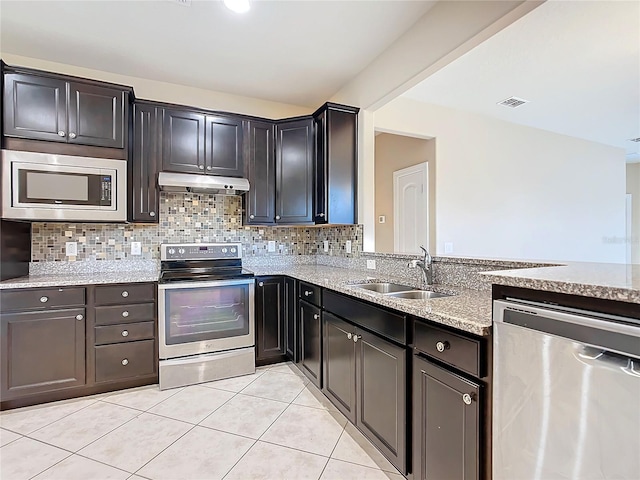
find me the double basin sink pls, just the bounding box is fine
[352,282,454,300]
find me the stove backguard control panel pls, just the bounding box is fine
[160,243,242,261]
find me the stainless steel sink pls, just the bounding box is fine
[352,282,414,294]
[385,290,454,300]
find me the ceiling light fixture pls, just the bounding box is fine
[224,0,250,14]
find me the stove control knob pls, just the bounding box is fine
[222,248,227,253]
[178,248,185,254]
[168,248,175,255]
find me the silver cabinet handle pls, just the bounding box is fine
[75,314,83,320]
[150,212,155,217]
[68,132,77,139]
[121,330,129,337]
[57,130,66,137]
[353,335,362,343]
[249,214,255,219]
[121,291,129,298]
[318,213,325,217]
[206,166,212,170]
[436,341,450,353]
[275,215,281,220]
[313,314,320,320]
[122,311,129,318]
[121,358,129,366]
[258,282,264,287]
[304,291,312,296]
[462,393,473,405]
[347,332,352,340]
[198,165,204,170]
[40,296,49,303]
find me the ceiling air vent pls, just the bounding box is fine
[629,137,640,143]
[169,0,191,6]
[497,96,529,108]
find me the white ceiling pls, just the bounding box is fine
[402,0,640,159]
[0,0,435,108]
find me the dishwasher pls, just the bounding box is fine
[493,299,640,480]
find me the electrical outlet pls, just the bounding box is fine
[444,242,454,254]
[279,244,284,253]
[323,240,329,252]
[367,259,376,270]
[131,242,142,256]
[345,240,352,254]
[65,242,77,256]
[268,240,276,252]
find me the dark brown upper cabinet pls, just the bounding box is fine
[313,103,359,225]
[130,102,161,223]
[245,120,276,225]
[161,108,206,174]
[161,107,245,177]
[3,70,128,149]
[275,117,314,224]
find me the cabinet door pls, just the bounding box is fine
[413,355,479,480]
[162,108,206,174]
[284,277,297,361]
[245,121,276,225]
[313,110,327,223]
[3,73,67,142]
[1,308,86,400]
[255,277,286,365]
[356,328,407,473]
[67,82,126,148]
[206,115,244,177]
[322,312,356,423]
[299,299,321,387]
[275,118,314,224]
[130,103,160,222]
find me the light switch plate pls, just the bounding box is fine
[367,259,376,270]
[268,240,276,252]
[131,242,142,255]
[444,242,454,254]
[65,242,77,256]
[345,240,352,254]
[323,240,329,252]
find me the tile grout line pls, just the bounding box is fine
[316,419,348,480]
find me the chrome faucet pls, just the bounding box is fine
[408,245,433,288]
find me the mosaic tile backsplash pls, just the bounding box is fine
[31,193,363,262]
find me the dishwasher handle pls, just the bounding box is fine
[575,345,640,377]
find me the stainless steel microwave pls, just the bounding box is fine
[1,150,127,222]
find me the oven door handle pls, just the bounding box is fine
[158,279,255,290]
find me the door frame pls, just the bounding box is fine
[393,162,429,254]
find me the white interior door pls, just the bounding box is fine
[393,163,428,254]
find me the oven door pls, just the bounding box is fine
[158,279,255,359]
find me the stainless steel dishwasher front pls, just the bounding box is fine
[492,299,640,480]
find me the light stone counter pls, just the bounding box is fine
[0,271,160,289]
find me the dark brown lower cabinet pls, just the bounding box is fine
[284,277,297,361]
[299,299,322,387]
[322,312,356,423]
[1,308,86,400]
[413,354,480,480]
[255,276,286,366]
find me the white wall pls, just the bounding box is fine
[374,98,628,263]
[1,53,311,119]
[627,163,640,264]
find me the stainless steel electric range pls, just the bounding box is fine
[157,242,255,390]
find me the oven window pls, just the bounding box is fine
[18,169,112,206]
[164,283,250,345]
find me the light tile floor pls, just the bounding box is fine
[0,362,404,480]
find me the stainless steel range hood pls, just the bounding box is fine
[158,172,250,195]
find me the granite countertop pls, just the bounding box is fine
[481,262,640,304]
[0,271,160,289]
[249,265,493,336]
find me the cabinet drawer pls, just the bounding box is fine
[414,321,480,377]
[0,287,85,312]
[95,283,155,306]
[95,303,156,326]
[324,290,406,345]
[95,321,155,346]
[95,340,156,383]
[299,282,321,306]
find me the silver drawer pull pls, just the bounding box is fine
[347,332,352,340]
[121,291,129,298]
[462,393,473,405]
[121,330,129,337]
[40,296,49,303]
[121,358,129,366]
[436,341,450,353]
[313,314,320,320]
[249,214,255,219]
[76,314,83,321]
[122,311,129,318]
[68,132,77,139]
[275,215,281,220]
[304,291,313,296]
[150,211,156,217]
[258,282,264,287]
[57,130,66,137]
[353,334,362,343]
[206,166,212,170]
[199,165,204,170]
[318,213,325,217]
